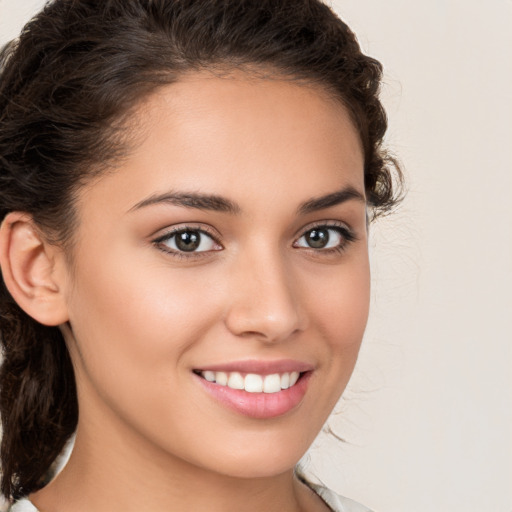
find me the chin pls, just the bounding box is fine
[189,431,312,480]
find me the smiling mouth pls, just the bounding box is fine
[194,370,304,393]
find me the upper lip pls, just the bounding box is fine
[194,359,314,375]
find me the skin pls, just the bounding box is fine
[28,73,370,512]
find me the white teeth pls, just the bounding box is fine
[244,373,263,393]
[203,370,216,382]
[227,372,244,390]
[263,373,281,394]
[216,371,228,386]
[289,371,300,387]
[199,370,303,393]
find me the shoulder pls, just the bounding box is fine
[5,499,39,512]
[305,480,374,512]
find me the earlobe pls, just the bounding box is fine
[0,212,69,326]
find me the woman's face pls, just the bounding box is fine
[60,73,370,479]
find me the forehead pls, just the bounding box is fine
[79,73,365,218]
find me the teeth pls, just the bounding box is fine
[203,370,216,382]
[216,371,228,386]
[245,374,263,393]
[199,370,303,393]
[227,372,244,390]
[263,373,281,393]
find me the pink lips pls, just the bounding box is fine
[196,359,313,375]
[193,359,313,419]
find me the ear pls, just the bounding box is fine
[0,212,69,326]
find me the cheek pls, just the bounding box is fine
[64,252,231,459]
[305,254,370,353]
[300,251,370,419]
[65,249,224,390]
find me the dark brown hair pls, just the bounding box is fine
[0,0,402,501]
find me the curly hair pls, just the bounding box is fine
[0,0,402,500]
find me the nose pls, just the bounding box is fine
[223,246,307,343]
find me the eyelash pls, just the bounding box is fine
[152,222,357,260]
[152,225,221,260]
[293,222,357,256]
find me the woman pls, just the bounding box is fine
[0,0,401,510]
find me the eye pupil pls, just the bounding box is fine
[176,230,201,251]
[306,228,329,248]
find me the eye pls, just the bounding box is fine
[294,225,355,251]
[154,228,221,254]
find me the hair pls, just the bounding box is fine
[0,0,403,501]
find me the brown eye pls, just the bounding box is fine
[294,225,354,251]
[304,228,330,249]
[175,230,201,252]
[155,228,220,254]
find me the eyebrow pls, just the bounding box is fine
[129,186,365,215]
[297,186,366,215]
[129,192,241,214]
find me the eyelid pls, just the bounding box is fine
[293,220,355,240]
[292,220,358,252]
[152,223,221,242]
[151,224,223,256]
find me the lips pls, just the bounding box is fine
[193,360,313,418]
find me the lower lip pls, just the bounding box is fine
[195,372,312,419]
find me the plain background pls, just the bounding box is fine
[1,1,511,511]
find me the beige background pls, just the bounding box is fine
[1,1,511,511]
